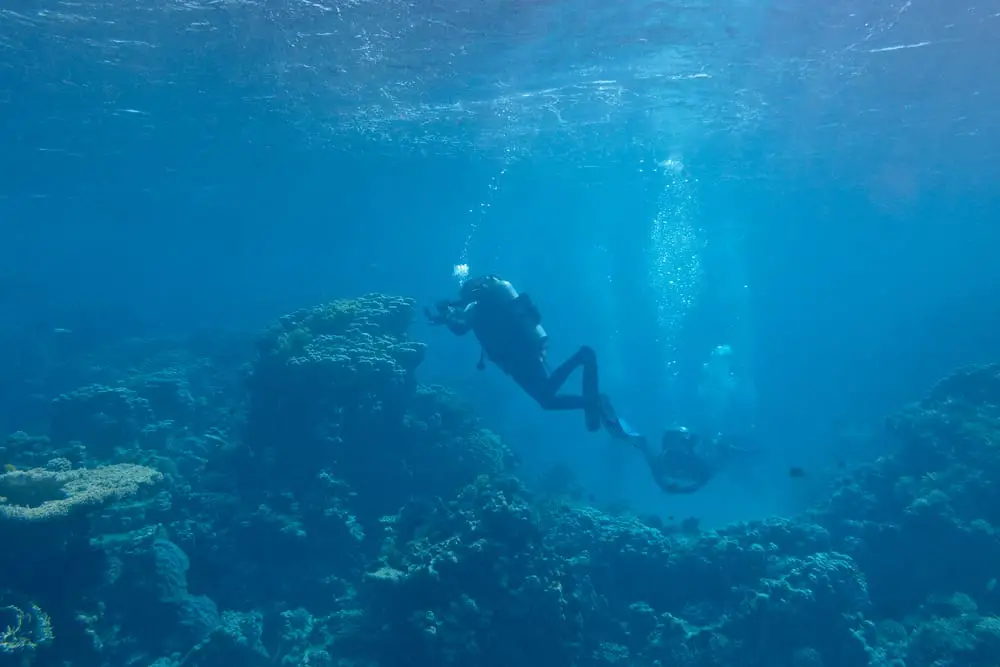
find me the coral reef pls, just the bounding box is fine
[0,602,53,659]
[0,461,162,521]
[50,385,153,458]
[0,295,997,667]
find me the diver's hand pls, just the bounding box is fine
[639,443,690,494]
[424,306,449,326]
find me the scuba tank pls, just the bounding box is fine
[466,276,548,367]
[471,276,546,345]
[512,292,547,352]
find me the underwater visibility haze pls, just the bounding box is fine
[1,0,1000,665]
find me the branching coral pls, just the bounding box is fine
[0,603,53,654]
[0,461,162,522]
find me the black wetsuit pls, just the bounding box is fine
[642,428,755,494]
[427,276,602,432]
[635,430,702,494]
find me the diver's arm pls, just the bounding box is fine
[425,300,475,336]
[445,314,472,335]
[641,441,709,495]
[445,302,477,335]
[445,321,472,336]
[720,433,758,454]
[662,480,704,494]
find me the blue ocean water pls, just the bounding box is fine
[1,1,999,665]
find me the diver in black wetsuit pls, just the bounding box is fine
[638,426,758,494]
[425,275,641,442]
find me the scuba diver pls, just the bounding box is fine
[638,426,758,494]
[425,275,643,443]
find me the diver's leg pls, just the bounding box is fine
[517,362,587,410]
[541,348,640,440]
[543,345,595,392]
[512,347,601,431]
[579,350,601,430]
[537,346,601,431]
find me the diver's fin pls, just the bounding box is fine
[599,394,644,443]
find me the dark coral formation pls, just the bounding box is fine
[0,294,997,667]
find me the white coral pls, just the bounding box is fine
[0,462,162,521]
